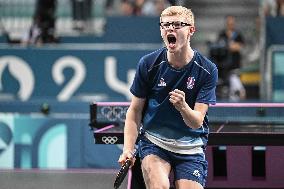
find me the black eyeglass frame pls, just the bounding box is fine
[159,21,191,29]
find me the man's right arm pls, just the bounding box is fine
[118,96,146,165]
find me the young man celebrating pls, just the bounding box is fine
[119,6,218,189]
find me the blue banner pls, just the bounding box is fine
[60,16,162,43]
[271,50,284,100]
[266,17,284,48]
[0,113,122,169]
[0,44,161,102]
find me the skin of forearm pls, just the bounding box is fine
[123,109,141,153]
[179,103,204,129]
[169,89,206,129]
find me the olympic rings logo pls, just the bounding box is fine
[102,136,118,144]
[100,106,128,122]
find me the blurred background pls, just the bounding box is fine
[1,0,284,102]
[0,0,284,188]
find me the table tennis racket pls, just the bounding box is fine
[114,150,137,189]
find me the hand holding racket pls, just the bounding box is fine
[114,149,137,189]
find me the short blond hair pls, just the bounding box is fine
[160,6,194,26]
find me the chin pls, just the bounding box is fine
[167,46,178,53]
[168,49,176,53]
[166,47,173,52]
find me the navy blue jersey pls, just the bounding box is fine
[130,47,218,147]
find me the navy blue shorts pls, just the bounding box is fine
[138,137,208,187]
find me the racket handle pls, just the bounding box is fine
[113,149,137,189]
[114,159,132,189]
[123,159,132,170]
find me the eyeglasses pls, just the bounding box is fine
[159,21,191,30]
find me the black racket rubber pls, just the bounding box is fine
[114,158,132,189]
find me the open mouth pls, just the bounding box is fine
[167,34,176,44]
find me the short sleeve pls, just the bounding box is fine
[130,57,149,98]
[196,67,218,105]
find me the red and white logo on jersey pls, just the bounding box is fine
[186,77,195,89]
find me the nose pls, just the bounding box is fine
[166,24,175,31]
[169,24,175,30]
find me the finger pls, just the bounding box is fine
[172,93,184,102]
[171,91,183,99]
[130,157,136,167]
[170,91,179,98]
[169,91,175,96]
[125,151,135,159]
[172,94,182,101]
[169,96,177,103]
[118,152,129,163]
[174,89,185,97]
[170,90,179,95]
[174,89,185,96]
[118,155,125,164]
[120,150,135,161]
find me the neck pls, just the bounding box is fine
[167,46,194,68]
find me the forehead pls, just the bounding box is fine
[160,15,187,23]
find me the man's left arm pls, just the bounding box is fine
[169,89,208,129]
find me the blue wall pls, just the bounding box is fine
[0,112,123,169]
[0,16,164,170]
[60,17,162,43]
[266,17,284,48]
[0,44,161,102]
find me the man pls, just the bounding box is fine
[217,15,246,100]
[118,6,218,189]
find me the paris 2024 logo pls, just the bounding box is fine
[0,56,35,101]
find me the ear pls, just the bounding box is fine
[189,26,195,36]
